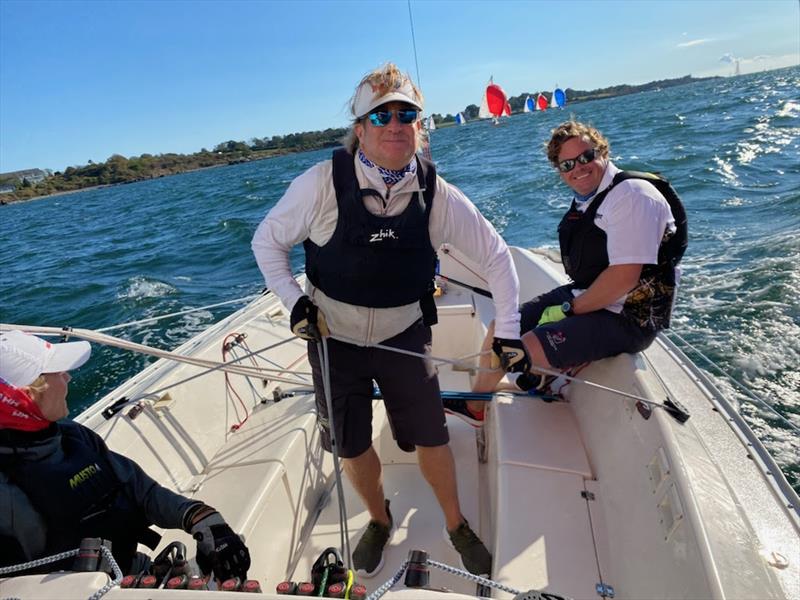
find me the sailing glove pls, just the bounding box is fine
[290,296,329,341]
[538,305,568,326]
[184,503,251,582]
[491,337,531,373]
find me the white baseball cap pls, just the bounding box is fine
[351,73,423,119]
[0,330,91,388]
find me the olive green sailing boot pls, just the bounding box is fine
[353,499,393,578]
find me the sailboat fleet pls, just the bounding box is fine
[479,79,566,121]
[424,77,558,129]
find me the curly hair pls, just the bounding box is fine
[546,120,610,166]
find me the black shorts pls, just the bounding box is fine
[520,285,657,369]
[307,320,449,458]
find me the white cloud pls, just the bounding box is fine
[678,38,714,48]
[719,53,736,63]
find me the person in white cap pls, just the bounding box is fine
[252,62,528,578]
[0,330,251,582]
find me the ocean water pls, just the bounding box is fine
[1,67,798,489]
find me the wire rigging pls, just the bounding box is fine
[407,0,421,89]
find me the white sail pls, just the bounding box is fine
[479,93,491,119]
[456,112,467,125]
[523,95,532,113]
[479,76,493,119]
[427,116,436,131]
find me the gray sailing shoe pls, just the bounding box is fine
[445,519,493,576]
[353,499,393,578]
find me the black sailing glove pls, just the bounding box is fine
[290,296,329,341]
[184,503,251,582]
[491,337,531,373]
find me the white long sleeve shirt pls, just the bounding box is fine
[252,154,520,344]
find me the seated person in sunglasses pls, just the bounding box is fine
[458,120,683,424]
[252,62,525,579]
[0,330,250,583]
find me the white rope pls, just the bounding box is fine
[328,332,683,413]
[428,558,522,595]
[0,324,311,387]
[329,332,494,370]
[0,546,122,600]
[88,546,123,600]
[365,560,408,600]
[2,322,685,417]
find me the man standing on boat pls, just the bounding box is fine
[252,62,526,578]
[463,120,685,417]
[0,330,251,583]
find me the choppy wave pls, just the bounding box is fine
[117,276,178,301]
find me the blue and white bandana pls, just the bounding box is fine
[358,149,416,187]
[574,189,597,206]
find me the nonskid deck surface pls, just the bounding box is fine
[292,416,485,597]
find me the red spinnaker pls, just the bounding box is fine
[486,84,508,117]
[536,94,547,110]
[536,94,548,110]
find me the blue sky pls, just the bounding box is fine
[1,0,797,173]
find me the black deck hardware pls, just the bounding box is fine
[404,550,430,588]
[663,397,691,423]
[101,397,129,419]
[636,400,653,420]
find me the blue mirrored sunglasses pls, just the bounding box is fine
[367,109,420,127]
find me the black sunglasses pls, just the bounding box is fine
[557,148,598,173]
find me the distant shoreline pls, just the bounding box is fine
[0,154,281,205]
[2,183,115,205]
[2,70,745,205]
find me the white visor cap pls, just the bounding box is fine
[352,76,423,119]
[0,330,91,388]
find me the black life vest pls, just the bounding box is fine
[557,170,688,330]
[558,170,687,288]
[1,422,157,573]
[303,149,438,321]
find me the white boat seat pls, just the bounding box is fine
[194,394,322,536]
[492,395,592,478]
[487,395,598,599]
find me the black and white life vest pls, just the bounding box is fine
[558,171,688,329]
[303,149,438,321]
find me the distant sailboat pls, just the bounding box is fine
[479,76,508,121]
[455,112,467,125]
[553,87,566,108]
[426,115,436,131]
[536,93,548,111]
[524,95,534,113]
